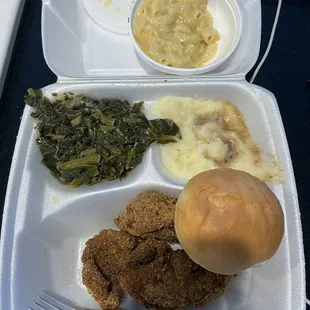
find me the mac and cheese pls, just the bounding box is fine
[134,0,221,68]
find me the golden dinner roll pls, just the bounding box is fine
[175,168,284,275]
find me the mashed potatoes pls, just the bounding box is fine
[152,96,283,183]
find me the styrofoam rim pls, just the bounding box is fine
[129,0,243,75]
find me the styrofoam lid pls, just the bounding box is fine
[82,0,131,35]
[41,0,261,79]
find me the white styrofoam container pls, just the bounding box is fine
[41,0,261,79]
[0,81,306,310]
[0,0,306,309]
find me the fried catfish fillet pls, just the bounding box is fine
[82,229,171,309]
[114,190,177,242]
[120,250,236,309]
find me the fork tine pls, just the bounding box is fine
[37,295,63,310]
[33,300,48,310]
[41,291,76,310]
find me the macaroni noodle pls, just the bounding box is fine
[134,0,220,68]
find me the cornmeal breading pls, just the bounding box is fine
[120,250,236,309]
[115,190,177,242]
[82,229,171,309]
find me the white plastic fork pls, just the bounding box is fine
[29,290,96,310]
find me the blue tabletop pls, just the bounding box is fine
[0,0,309,306]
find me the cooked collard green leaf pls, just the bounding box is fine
[25,89,181,187]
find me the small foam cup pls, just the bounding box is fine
[129,0,243,75]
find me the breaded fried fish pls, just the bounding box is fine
[120,250,236,309]
[114,190,177,242]
[82,229,171,309]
